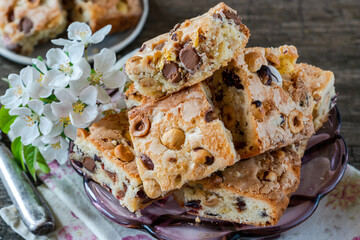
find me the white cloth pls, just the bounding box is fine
[1,161,360,240]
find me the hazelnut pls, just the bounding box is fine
[245,51,267,72]
[161,128,185,150]
[265,52,280,67]
[272,149,286,159]
[77,128,89,138]
[192,148,214,165]
[252,104,266,119]
[288,110,304,133]
[111,140,118,146]
[131,116,151,137]
[114,145,134,162]
[222,105,236,128]
[124,132,132,142]
[143,179,162,199]
[258,171,277,182]
[203,196,219,207]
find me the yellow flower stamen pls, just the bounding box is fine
[89,71,103,85]
[37,74,44,86]
[24,115,36,127]
[59,62,72,75]
[72,100,86,114]
[50,142,61,150]
[60,117,70,127]
[14,85,23,97]
[76,30,90,39]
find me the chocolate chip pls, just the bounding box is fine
[169,158,177,163]
[204,110,217,122]
[140,154,154,170]
[179,44,200,72]
[239,130,245,136]
[206,212,220,217]
[102,138,108,142]
[169,23,180,35]
[261,210,268,218]
[215,89,223,101]
[205,156,214,165]
[252,100,262,108]
[257,65,272,85]
[8,10,15,22]
[154,42,165,50]
[171,33,178,41]
[162,61,182,83]
[223,10,242,25]
[83,157,95,172]
[72,160,83,168]
[236,197,246,212]
[222,69,243,89]
[136,189,147,199]
[212,13,223,21]
[105,170,117,183]
[19,17,33,34]
[235,141,246,149]
[94,155,101,162]
[185,200,202,209]
[280,114,285,125]
[139,44,146,52]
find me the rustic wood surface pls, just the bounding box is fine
[0,0,359,239]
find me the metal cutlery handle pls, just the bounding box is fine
[0,142,55,235]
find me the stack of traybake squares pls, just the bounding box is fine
[70,2,336,226]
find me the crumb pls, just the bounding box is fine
[195,216,201,223]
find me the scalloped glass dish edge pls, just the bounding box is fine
[69,106,348,240]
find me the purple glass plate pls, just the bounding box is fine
[69,106,347,240]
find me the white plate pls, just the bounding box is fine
[0,0,149,66]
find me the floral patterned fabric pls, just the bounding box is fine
[1,163,359,240]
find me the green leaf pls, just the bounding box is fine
[36,151,50,173]
[37,56,43,61]
[0,106,17,134]
[11,137,25,170]
[22,144,37,181]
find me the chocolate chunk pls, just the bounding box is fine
[204,110,217,122]
[19,17,33,34]
[8,10,15,22]
[235,141,246,150]
[236,197,246,212]
[139,44,146,52]
[206,212,220,217]
[83,157,95,172]
[223,10,242,25]
[94,155,101,162]
[171,33,178,41]
[179,44,200,71]
[162,61,182,83]
[140,154,154,170]
[252,100,262,108]
[257,65,272,85]
[72,160,83,168]
[185,200,202,209]
[105,170,117,183]
[205,156,214,165]
[222,69,243,89]
[168,158,177,163]
[154,42,165,50]
[136,189,147,199]
[280,114,285,125]
[215,89,224,101]
[212,13,223,21]
[169,23,180,35]
[261,210,269,218]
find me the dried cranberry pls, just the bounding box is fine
[205,156,214,165]
[94,155,101,162]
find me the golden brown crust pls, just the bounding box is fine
[126,2,250,98]
[128,83,239,197]
[71,0,142,33]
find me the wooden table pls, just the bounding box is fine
[1,0,359,239]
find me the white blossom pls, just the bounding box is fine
[51,86,98,128]
[0,67,32,109]
[51,22,111,50]
[46,44,84,89]
[8,100,53,145]
[38,136,69,164]
[27,60,56,99]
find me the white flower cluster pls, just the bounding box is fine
[0,22,126,164]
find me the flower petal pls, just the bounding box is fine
[68,22,92,41]
[39,116,53,135]
[32,59,47,74]
[0,88,21,109]
[68,43,84,64]
[46,48,69,68]
[96,86,111,103]
[94,48,116,73]
[21,124,40,146]
[102,70,126,89]
[79,85,97,106]
[51,100,72,118]
[64,125,77,141]
[9,107,31,116]
[90,25,111,44]
[28,99,44,115]
[54,88,77,103]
